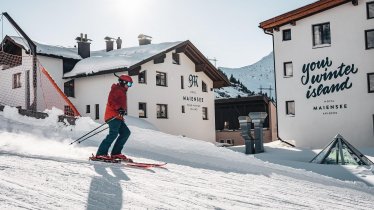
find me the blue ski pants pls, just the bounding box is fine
[96,119,131,156]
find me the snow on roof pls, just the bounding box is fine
[64,41,183,78]
[9,36,81,60]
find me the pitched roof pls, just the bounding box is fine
[64,40,230,88]
[5,36,81,59]
[259,0,353,32]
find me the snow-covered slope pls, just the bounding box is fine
[0,107,374,209]
[217,52,274,99]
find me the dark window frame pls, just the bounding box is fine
[156,71,167,87]
[138,70,147,84]
[202,81,207,92]
[12,73,21,89]
[368,73,374,93]
[95,104,100,120]
[367,2,374,19]
[64,79,75,97]
[202,107,208,120]
[157,104,168,119]
[181,75,184,89]
[139,102,147,118]
[172,53,180,65]
[282,29,291,41]
[86,105,90,113]
[286,100,295,116]
[365,29,374,50]
[312,22,331,47]
[283,62,293,77]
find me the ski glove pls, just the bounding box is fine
[118,108,127,116]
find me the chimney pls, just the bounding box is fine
[76,33,91,58]
[104,36,114,52]
[116,37,122,49]
[138,34,152,45]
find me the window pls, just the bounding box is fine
[368,73,374,93]
[139,102,147,118]
[182,105,185,113]
[86,105,90,113]
[157,104,168,118]
[283,62,293,77]
[202,81,207,92]
[283,29,291,41]
[172,53,180,65]
[365,29,374,50]
[367,2,374,19]
[95,104,100,120]
[156,72,167,86]
[220,139,225,143]
[286,101,295,116]
[138,71,146,84]
[202,107,208,120]
[64,80,75,97]
[181,76,184,89]
[312,22,331,47]
[12,73,21,89]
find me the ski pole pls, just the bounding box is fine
[69,116,118,145]
[77,126,109,144]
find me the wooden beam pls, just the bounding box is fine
[195,64,206,72]
[290,20,296,26]
[153,54,166,64]
[129,66,141,76]
[351,0,357,6]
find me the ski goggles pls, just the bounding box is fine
[126,82,133,87]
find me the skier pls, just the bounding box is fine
[95,74,133,162]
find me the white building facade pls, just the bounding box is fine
[62,39,229,143]
[260,0,374,148]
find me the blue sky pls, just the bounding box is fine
[1,0,316,68]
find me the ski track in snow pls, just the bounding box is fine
[0,110,374,209]
[0,153,374,210]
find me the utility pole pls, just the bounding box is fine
[259,85,273,98]
[207,57,218,67]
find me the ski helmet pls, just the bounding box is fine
[118,74,133,87]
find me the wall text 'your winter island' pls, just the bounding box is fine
[301,57,358,99]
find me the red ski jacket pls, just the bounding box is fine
[104,83,128,121]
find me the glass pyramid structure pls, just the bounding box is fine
[310,134,374,165]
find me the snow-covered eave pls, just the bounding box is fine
[3,35,82,60]
[215,95,270,104]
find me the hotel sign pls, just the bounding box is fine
[183,74,205,111]
[301,57,358,115]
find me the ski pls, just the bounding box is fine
[88,154,166,169]
[124,161,167,168]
